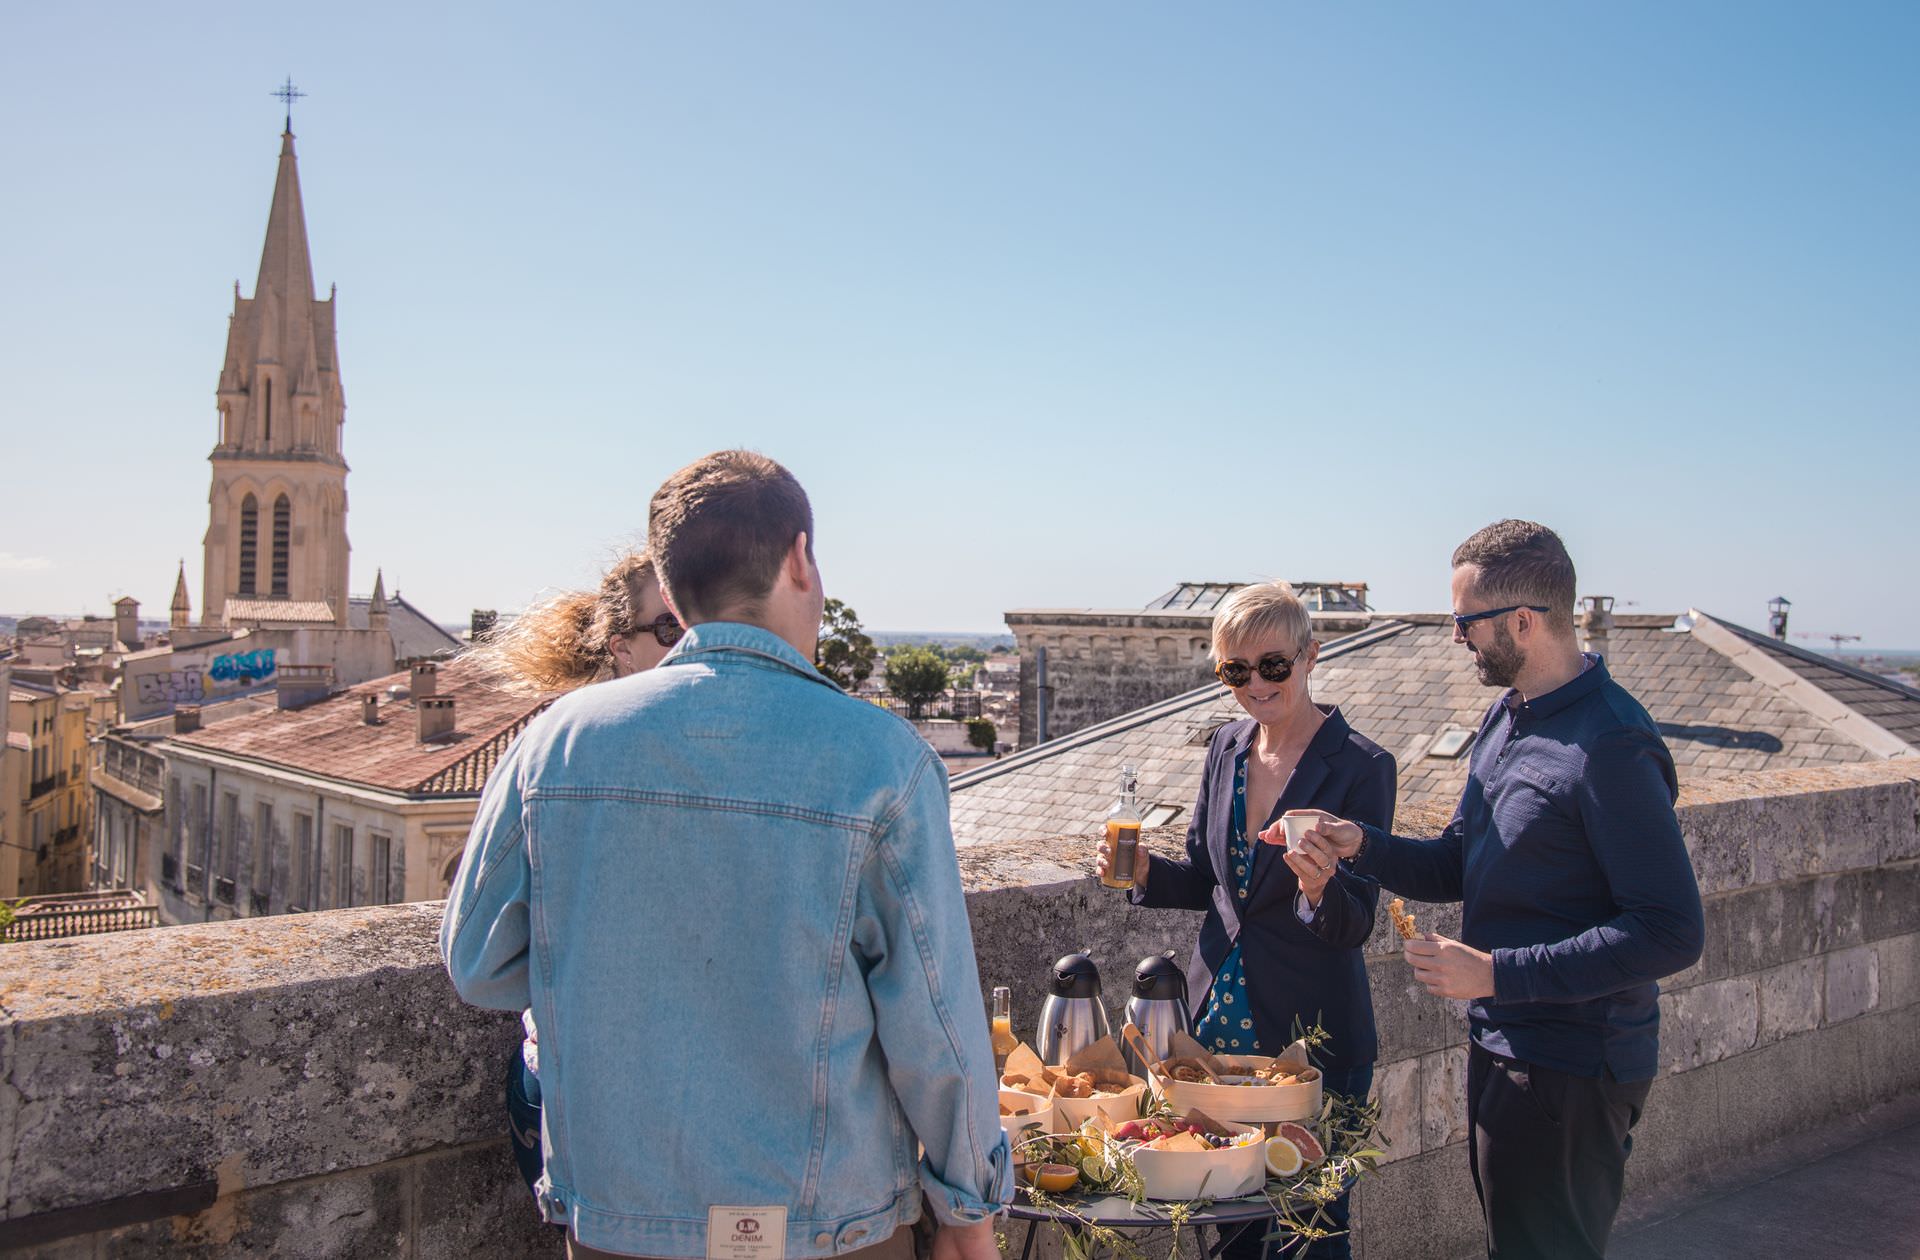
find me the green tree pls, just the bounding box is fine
[966,717,998,755]
[886,647,951,720]
[815,598,878,691]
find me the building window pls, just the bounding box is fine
[219,792,240,881]
[271,495,291,597]
[263,376,272,442]
[292,812,313,909]
[371,833,391,904]
[334,823,354,908]
[188,783,209,884]
[254,801,275,890]
[238,494,259,596]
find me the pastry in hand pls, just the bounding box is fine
[1389,897,1418,941]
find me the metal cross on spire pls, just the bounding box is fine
[272,76,307,132]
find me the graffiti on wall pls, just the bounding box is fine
[136,668,205,706]
[209,648,276,684]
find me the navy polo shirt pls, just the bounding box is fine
[1354,655,1705,1081]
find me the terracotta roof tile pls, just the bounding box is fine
[167,657,553,797]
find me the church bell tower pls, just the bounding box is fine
[202,120,350,627]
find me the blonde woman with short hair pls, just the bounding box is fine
[1097,581,1395,1260]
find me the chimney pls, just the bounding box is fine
[410,661,439,699]
[114,598,140,650]
[1579,595,1615,659]
[417,695,456,742]
[173,705,202,734]
[470,609,498,643]
[275,663,335,710]
[361,694,380,724]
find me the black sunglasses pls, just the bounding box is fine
[1214,647,1302,689]
[1452,605,1550,635]
[637,612,684,648]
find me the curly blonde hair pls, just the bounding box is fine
[468,552,657,694]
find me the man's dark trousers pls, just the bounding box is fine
[1467,1044,1651,1259]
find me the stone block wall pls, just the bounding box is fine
[2,761,1917,1258]
[1006,610,1370,747]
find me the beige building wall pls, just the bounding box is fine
[5,690,92,896]
[120,626,396,722]
[154,744,480,926]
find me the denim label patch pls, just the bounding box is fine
[709,1206,787,1260]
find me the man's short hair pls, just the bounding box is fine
[1211,581,1313,662]
[1451,520,1577,634]
[648,450,813,624]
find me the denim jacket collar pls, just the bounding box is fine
[664,621,839,691]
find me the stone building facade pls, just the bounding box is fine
[5,684,93,896]
[152,661,549,926]
[90,735,165,896]
[1006,585,1371,747]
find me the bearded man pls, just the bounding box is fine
[1284,520,1704,1260]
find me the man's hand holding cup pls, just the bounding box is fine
[1258,809,1362,906]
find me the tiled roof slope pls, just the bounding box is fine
[1716,620,1920,748]
[347,593,463,661]
[168,657,552,797]
[948,617,1877,847]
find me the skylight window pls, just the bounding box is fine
[1428,726,1475,759]
[1141,804,1185,828]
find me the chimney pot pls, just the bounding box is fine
[417,695,456,742]
[1579,595,1615,657]
[410,662,439,699]
[362,694,380,724]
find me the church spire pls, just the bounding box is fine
[253,130,318,349]
[171,560,192,629]
[204,122,350,630]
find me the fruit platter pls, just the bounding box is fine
[1149,1029,1324,1124]
[1007,1024,1385,1249]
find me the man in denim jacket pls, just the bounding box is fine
[443,451,1010,1260]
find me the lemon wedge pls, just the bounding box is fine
[1264,1135,1304,1178]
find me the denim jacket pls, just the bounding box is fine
[442,623,1011,1258]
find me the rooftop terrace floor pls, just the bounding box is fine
[1613,1096,1920,1260]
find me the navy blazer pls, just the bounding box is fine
[1133,706,1396,1071]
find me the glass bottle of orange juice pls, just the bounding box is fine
[990,986,1017,1074]
[1100,764,1142,890]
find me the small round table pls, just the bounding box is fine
[1006,1188,1289,1260]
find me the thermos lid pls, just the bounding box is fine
[1049,951,1103,999]
[1133,949,1187,1001]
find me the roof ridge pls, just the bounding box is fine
[950,620,1415,792]
[1708,613,1920,703]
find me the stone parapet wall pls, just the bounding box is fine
[2,761,1917,1258]
[1006,610,1370,747]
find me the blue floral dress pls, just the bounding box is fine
[1193,751,1262,1054]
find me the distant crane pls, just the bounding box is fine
[1794,632,1862,653]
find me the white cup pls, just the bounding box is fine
[1279,815,1317,851]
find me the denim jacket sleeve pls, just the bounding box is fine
[440,732,535,1012]
[854,752,1013,1227]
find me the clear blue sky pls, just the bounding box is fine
[3,3,1915,645]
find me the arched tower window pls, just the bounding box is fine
[271,495,291,597]
[238,494,259,596]
[263,378,272,444]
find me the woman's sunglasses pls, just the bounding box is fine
[638,612,684,648]
[1214,646,1301,689]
